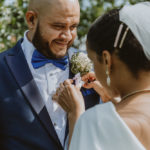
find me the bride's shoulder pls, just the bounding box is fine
[116,99,150,149]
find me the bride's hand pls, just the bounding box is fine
[82,72,96,89]
[52,79,85,116]
[82,72,111,102]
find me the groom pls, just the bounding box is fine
[0,0,99,150]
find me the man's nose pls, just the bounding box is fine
[60,29,72,41]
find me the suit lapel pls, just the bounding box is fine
[5,39,62,149]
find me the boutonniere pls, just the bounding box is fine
[70,52,93,88]
[71,52,93,76]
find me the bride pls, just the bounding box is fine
[53,2,150,150]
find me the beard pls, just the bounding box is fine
[32,23,69,59]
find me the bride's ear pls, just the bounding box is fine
[102,50,112,68]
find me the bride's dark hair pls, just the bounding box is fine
[87,9,150,78]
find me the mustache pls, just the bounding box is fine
[54,39,73,48]
[54,39,69,43]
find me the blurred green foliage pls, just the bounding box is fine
[0,0,148,52]
[0,0,28,52]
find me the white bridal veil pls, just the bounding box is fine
[119,2,150,60]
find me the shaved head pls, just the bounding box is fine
[28,0,53,13]
[28,0,79,16]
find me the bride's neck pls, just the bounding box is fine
[112,72,150,105]
[119,72,150,97]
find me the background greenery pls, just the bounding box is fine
[0,0,147,52]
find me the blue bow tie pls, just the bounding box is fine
[31,50,69,70]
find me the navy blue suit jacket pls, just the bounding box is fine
[0,39,99,150]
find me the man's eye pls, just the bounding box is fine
[53,25,64,30]
[70,25,78,31]
[70,25,77,30]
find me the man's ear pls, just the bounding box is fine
[102,50,112,69]
[26,11,37,30]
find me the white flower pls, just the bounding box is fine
[71,52,93,76]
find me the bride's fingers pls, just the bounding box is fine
[58,87,73,112]
[60,83,65,88]
[52,94,58,101]
[53,89,71,112]
[56,84,73,106]
[53,85,64,101]
[82,72,95,81]
[82,81,95,89]
[81,75,88,82]
[59,93,71,110]
[57,98,70,112]
[63,79,73,86]
[64,81,83,98]
[55,80,84,112]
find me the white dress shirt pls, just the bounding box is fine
[21,31,70,146]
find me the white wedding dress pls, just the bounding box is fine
[68,102,145,150]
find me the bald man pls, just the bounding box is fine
[0,0,99,149]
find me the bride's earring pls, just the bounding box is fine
[106,66,111,86]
